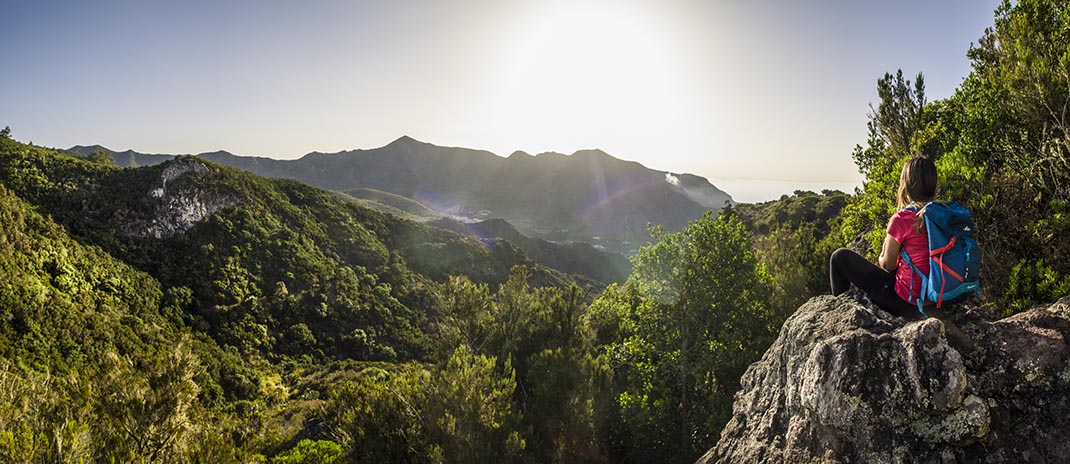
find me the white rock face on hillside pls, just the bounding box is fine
[121,157,239,238]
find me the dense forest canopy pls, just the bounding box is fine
[1,0,1069,462]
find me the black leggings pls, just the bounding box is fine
[829,248,922,319]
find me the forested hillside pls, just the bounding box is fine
[2,1,1068,462]
[0,138,594,460]
[431,217,633,283]
[731,189,849,315]
[0,137,778,462]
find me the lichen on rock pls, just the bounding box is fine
[700,296,1070,464]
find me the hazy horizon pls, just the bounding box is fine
[3,0,1000,196]
[66,134,855,203]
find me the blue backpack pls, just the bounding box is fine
[901,202,982,316]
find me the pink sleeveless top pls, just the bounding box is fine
[887,210,929,303]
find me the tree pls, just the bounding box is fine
[432,271,606,463]
[841,70,936,257]
[852,70,927,177]
[327,366,433,463]
[86,149,115,165]
[271,440,344,464]
[969,0,1070,200]
[874,70,927,157]
[0,126,10,140]
[94,340,203,461]
[427,345,527,463]
[432,275,495,361]
[594,212,775,461]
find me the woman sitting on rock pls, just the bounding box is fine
[829,156,936,319]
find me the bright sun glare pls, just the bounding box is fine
[489,2,689,156]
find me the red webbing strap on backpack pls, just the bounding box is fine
[935,259,965,283]
[930,236,957,256]
[930,236,965,308]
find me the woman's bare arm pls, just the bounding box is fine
[878,234,900,272]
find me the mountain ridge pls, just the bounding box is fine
[67,137,733,252]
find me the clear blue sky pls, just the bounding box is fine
[2,0,999,196]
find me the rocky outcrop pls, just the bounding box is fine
[121,157,239,238]
[699,295,1070,464]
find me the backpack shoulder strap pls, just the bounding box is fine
[900,250,929,317]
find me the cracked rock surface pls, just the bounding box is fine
[699,295,1070,464]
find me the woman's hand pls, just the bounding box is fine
[878,234,900,272]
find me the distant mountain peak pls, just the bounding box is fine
[68,144,114,154]
[386,135,427,148]
[572,148,610,157]
[535,151,565,158]
[507,150,533,159]
[569,149,623,164]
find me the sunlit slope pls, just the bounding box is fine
[432,217,633,283]
[0,180,174,372]
[338,187,441,220]
[1,138,584,364]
